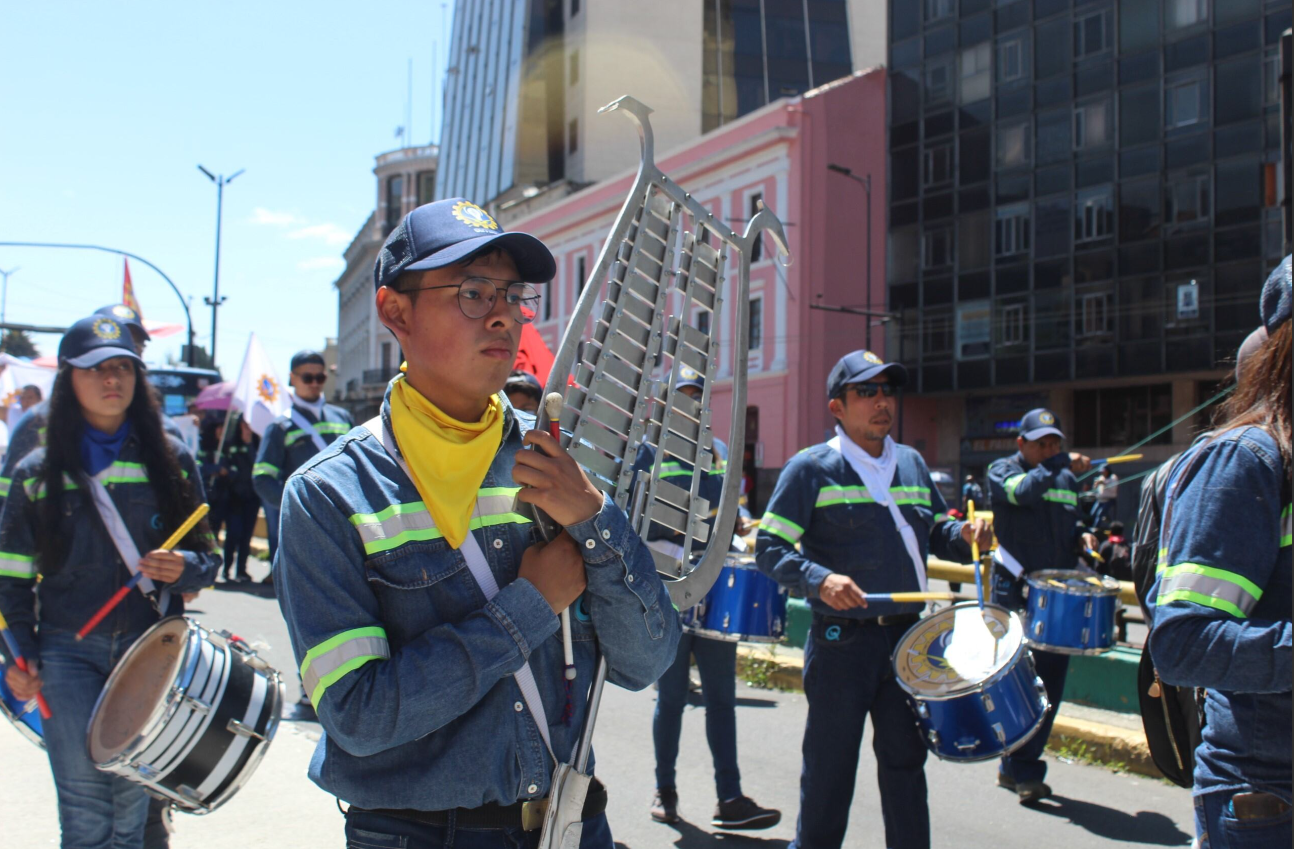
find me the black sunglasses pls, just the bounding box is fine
[844,383,896,399]
[296,373,327,385]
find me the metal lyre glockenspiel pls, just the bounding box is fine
[529,95,791,849]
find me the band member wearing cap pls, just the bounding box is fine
[252,349,352,564]
[0,305,182,515]
[637,367,780,831]
[505,369,544,414]
[987,408,1097,803]
[272,198,679,848]
[0,315,218,849]
[756,350,988,849]
[1148,256,1292,846]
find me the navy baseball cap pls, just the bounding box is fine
[1019,408,1064,442]
[290,350,325,371]
[94,304,150,342]
[826,350,908,398]
[676,366,705,393]
[374,198,556,290]
[59,316,146,369]
[1260,255,1292,335]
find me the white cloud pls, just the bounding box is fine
[287,223,352,245]
[250,207,299,226]
[298,256,345,271]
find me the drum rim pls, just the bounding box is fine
[1023,637,1115,656]
[892,602,1029,701]
[0,658,47,750]
[683,625,782,643]
[924,689,1053,763]
[87,616,203,768]
[1025,569,1121,597]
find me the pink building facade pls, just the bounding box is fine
[505,69,887,510]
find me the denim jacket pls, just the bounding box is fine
[0,431,220,662]
[1147,426,1292,801]
[755,441,971,620]
[272,385,680,811]
[631,438,728,549]
[252,401,353,511]
[987,451,1083,575]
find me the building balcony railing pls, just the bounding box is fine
[363,368,398,386]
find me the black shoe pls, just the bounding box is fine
[234,573,250,583]
[712,796,781,830]
[997,772,1016,792]
[650,789,679,824]
[1015,780,1052,804]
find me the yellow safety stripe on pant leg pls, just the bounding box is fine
[300,627,390,706]
[760,512,805,545]
[1156,562,1264,619]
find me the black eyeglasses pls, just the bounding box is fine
[844,383,896,399]
[402,276,542,324]
[296,373,327,385]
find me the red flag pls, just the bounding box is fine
[513,324,555,385]
[122,258,143,319]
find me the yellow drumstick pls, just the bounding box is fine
[160,503,211,551]
[1094,453,1143,466]
[867,592,957,603]
[967,500,980,563]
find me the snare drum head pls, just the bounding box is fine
[1026,569,1121,594]
[89,618,190,763]
[894,603,1023,698]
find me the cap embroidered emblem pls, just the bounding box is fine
[680,367,701,381]
[92,318,122,340]
[257,374,281,404]
[452,200,499,232]
[111,306,137,320]
[863,351,883,365]
[1039,412,1055,425]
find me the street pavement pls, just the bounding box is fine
[4,566,1195,848]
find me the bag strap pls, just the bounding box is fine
[362,416,558,763]
[84,474,170,614]
[289,408,329,453]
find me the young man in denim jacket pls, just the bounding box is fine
[272,198,680,849]
[755,350,988,849]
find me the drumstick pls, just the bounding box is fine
[1092,454,1143,466]
[1086,548,1105,563]
[76,503,210,641]
[0,609,51,719]
[544,393,577,687]
[967,500,985,610]
[867,592,957,603]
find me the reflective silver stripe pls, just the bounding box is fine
[350,489,531,556]
[760,512,804,544]
[96,462,149,485]
[0,552,36,579]
[1157,563,1263,619]
[1282,504,1291,548]
[0,477,9,499]
[300,633,390,705]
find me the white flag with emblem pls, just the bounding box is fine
[230,333,290,436]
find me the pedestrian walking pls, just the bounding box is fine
[220,414,260,582]
[1092,467,1119,530]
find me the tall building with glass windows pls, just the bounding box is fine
[886,0,1291,498]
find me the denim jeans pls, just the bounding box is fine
[791,616,929,849]
[992,566,1070,784]
[223,496,260,577]
[264,503,279,563]
[653,632,741,800]
[39,627,150,849]
[344,810,613,849]
[1194,789,1293,848]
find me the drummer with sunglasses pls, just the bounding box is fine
[755,350,990,849]
[986,409,1097,804]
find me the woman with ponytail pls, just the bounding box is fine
[0,314,219,848]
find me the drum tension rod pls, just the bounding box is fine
[227,718,267,742]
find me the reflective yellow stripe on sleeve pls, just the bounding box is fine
[760,511,804,545]
[300,626,390,706]
[349,487,533,556]
[0,552,36,580]
[1157,562,1264,619]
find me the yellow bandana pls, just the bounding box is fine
[388,374,504,549]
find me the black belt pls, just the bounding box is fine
[820,613,920,629]
[351,778,607,832]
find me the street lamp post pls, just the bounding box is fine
[197,165,244,365]
[0,266,19,325]
[826,164,874,349]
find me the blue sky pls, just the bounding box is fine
[0,1,453,377]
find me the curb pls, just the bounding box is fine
[735,646,1161,779]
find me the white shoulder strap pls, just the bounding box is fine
[290,408,329,453]
[85,474,171,612]
[362,416,556,762]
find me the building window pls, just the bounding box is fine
[1167,0,1206,30]
[956,300,992,360]
[748,296,763,351]
[1265,49,1281,106]
[923,226,953,269]
[959,42,991,105]
[1074,384,1173,447]
[1166,173,1210,227]
[999,302,1026,346]
[381,342,392,374]
[997,121,1031,168]
[568,119,579,155]
[385,175,404,233]
[577,255,588,293]
[697,310,711,336]
[569,51,579,86]
[997,37,1025,84]
[926,60,953,104]
[417,170,436,205]
[1074,100,1111,150]
[995,203,1031,257]
[1073,10,1109,59]
[926,0,954,23]
[1079,292,1112,337]
[923,144,953,188]
[1075,187,1114,242]
[923,311,954,356]
[1166,80,1203,128]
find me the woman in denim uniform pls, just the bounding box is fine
[1149,257,1293,847]
[0,315,219,849]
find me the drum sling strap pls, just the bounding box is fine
[289,408,329,453]
[362,417,558,763]
[85,474,171,614]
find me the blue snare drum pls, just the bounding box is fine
[691,556,787,643]
[0,654,45,748]
[1024,569,1121,655]
[894,602,1049,762]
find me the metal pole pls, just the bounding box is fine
[865,173,872,350]
[212,177,223,363]
[0,267,18,326]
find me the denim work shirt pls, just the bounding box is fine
[0,432,220,662]
[252,401,353,511]
[987,451,1083,574]
[631,438,728,549]
[272,387,680,811]
[1147,426,1292,802]
[754,441,972,620]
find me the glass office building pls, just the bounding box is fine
[887,0,1290,408]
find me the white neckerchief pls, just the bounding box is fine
[291,392,326,418]
[828,426,928,591]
